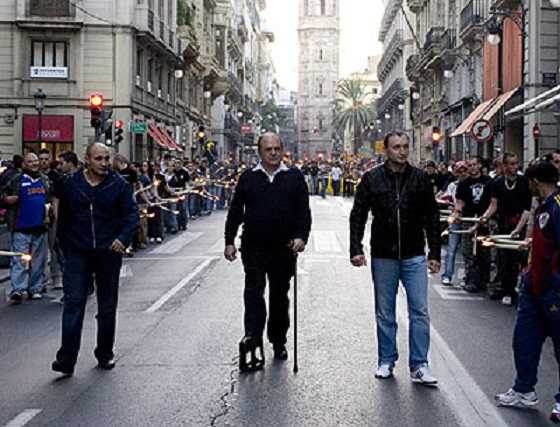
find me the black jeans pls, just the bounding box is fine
[241,248,296,346]
[56,250,122,365]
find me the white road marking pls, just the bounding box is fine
[430,277,486,301]
[395,294,509,427]
[125,256,212,261]
[3,409,42,427]
[150,232,203,255]
[119,265,133,279]
[312,230,342,253]
[145,257,218,313]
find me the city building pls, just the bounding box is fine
[377,0,416,160]
[297,0,340,159]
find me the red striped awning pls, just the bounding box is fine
[482,88,519,121]
[449,98,495,138]
[148,124,173,150]
[158,127,184,152]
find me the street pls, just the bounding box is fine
[0,196,558,427]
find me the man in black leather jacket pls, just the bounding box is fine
[349,131,441,385]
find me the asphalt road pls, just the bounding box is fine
[0,196,558,427]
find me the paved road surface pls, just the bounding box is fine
[0,197,557,426]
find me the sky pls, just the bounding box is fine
[262,0,384,92]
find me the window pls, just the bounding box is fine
[32,41,67,67]
[318,118,323,130]
[320,0,326,15]
[304,0,309,15]
[136,48,143,78]
[158,0,164,17]
[168,0,172,23]
[318,83,323,96]
[167,70,172,99]
[30,0,71,17]
[319,49,323,61]
[147,58,154,89]
[157,63,163,90]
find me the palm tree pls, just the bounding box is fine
[333,79,375,152]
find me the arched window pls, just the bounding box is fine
[320,0,326,15]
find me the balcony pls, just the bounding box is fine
[443,28,457,50]
[406,54,422,82]
[377,29,404,82]
[460,0,488,41]
[407,0,423,13]
[377,78,406,115]
[423,27,445,53]
[18,0,82,29]
[177,25,200,62]
[227,71,243,101]
[135,8,181,61]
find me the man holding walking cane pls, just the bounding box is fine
[224,133,311,373]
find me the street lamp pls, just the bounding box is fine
[33,88,46,145]
[412,91,421,100]
[384,113,391,120]
[443,69,454,79]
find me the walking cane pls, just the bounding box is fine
[293,252,299,374]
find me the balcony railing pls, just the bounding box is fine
[460,0,488,34]
[423,27,444,51]
[148,10,154,31]
[30,0,73,17]
[443,28,457,50]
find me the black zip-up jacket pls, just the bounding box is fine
[350,162,441,262]
[55,170,139,253]
[225,167,311,251]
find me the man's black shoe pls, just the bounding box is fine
[273,345,288,361]
[8,291,23,305]
[97,359,116,370]
[52,360,74,376]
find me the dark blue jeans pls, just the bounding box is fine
[513,282,560,402]
[56,250,122,365]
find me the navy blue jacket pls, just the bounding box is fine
[55,170,139,253]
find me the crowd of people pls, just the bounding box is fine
[0,149,247,304]
[421,152,560,308]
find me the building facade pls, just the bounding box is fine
[377,0,416,160]
[0,0,275,163]
[297,0,340,159]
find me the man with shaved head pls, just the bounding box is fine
[225,132,312,372]
[51,143,139,376]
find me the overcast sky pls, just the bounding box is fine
[262,0,384,92]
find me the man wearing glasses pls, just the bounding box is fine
[51,143,139,376]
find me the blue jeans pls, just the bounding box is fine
[164,202,178,233]
[372,256,430,369]
[513,282,560,402]
[320,178,328,198]
[310,176,318,195]
[57,250,122,365]
[10,231,47,294]
[443,223,462,281]
[176,198,188,230]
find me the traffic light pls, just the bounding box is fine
[89,93,104,128]
[197,126,205,146]
[432,126,441,143]
[114,119,125,145]
[103,111,113,146]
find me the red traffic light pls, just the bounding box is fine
[89,94,103,109]
[114,119,124,129]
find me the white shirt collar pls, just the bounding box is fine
[252,162,289,183]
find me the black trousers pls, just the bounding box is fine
[241,248,295,346]
[56,250,122,365]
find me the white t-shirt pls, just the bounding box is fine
[330,166,342,181]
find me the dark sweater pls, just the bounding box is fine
[225,167,312,250]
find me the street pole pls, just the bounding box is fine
[38,109,42,148]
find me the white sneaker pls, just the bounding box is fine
[411,365,438,386]
[495,388,538,407]
[502,296,513,306]
[30,292,43,300]
[442,277,452,286]
[551,402,560,423]
[374,364,394,379]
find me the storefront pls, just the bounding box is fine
[22,114,74,158]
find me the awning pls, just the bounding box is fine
[506,84,560,117]
[482,87,520,121]
[148,124,171,150]
[449,98,495,138]
[159,128,184,152]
